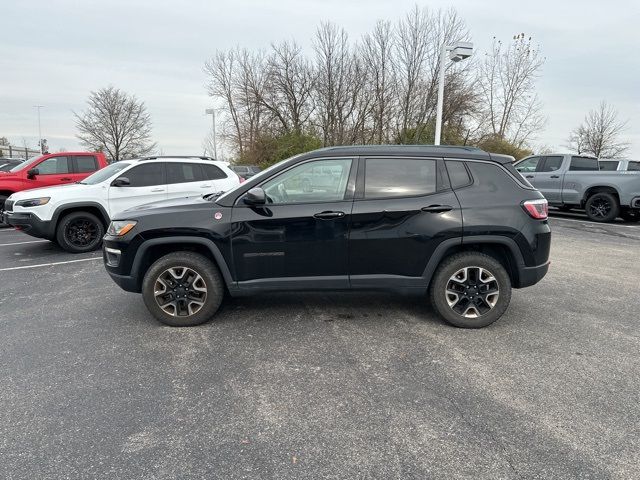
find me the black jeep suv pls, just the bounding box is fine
[103,146,550,328]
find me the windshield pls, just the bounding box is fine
[9,155,41,172]
[80,162,131,185]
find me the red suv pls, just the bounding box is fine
[0,152,108,209]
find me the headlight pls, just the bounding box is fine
[15,197,50,208]
[107,220,137,236]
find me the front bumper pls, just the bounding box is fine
[1,211,55,239]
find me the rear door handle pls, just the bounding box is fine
[421,205,453,213]
[550,175,560,178]
[525,175,534,179]
[151,188,165,192]
[314,211,345,219]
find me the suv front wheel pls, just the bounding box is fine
[142,252,224,327]
[56,211,104,253]
[430,252,512,328]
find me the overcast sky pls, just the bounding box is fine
[1,0,638,158]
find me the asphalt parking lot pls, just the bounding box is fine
[1,215,639,479]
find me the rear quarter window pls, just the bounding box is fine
[570,157,599,171]
[466,162,525,193]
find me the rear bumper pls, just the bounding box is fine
[1,211,55,239]
[515,261,550,288]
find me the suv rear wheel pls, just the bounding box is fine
[142,252,224,327]
[56,211,104,253]
[430,252,512,328]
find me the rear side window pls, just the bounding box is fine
[74,155,98,173]
[125,163,166,187]
[627,161,640,171]
[541,156,563,172]
[598,161,619,171]
[166,163,207,184]
[570,157,598,171]
[203,164,227,180]
[365,158,437,198]
[445,161,472,188]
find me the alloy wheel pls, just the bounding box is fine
[66,219,99,247]
[445,266,500,318]
[588,198,611,219]
[154,266,208,317]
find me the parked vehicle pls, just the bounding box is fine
[102,145,551,329]
[0,158,22,172]
[598,159,640,172]
[1,157,239,253]
[229,165,261,179]
[514,154,640,222]
[0,152,108,210]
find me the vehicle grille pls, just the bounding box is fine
[4,199,13,212]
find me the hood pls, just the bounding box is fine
[9,182,95,200]
[113,194,213,220]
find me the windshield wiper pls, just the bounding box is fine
[203,191,225,201]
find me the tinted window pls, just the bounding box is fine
[203,164,227,180]
[365,158,436,198]
[541,156,563,172]
[570,157,598,171]
[166,163,207,184]
[598,161,619,171]
[515,157,541,173]
[262,158,352,204]
[445,161,472,188]
[75,155,98,173]
[627,161,640,171]
[466,161,521,192]
[36,156,70,174]
[124,163,166,187]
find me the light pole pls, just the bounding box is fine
[434,41,473,146]
[205,108,217,160]
[33,105,44,153]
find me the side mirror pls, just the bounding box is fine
[243,187,266,205]
[27,168,39,178]
[111,176,130,187]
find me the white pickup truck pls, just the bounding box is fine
[2,157,240,252]
[515,154,640,222]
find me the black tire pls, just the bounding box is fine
[0,195,8,227]
[584,192,619,222]
[620,209,640,223]
[142,252,224,327]
[56,211,104,253]
[429,252,512,328]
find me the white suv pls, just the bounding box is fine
[2,157,239,253]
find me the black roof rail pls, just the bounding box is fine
[138,155,217,162]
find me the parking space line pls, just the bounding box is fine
[550,216,640,229]
[0,257,102,272]
[0,240,49,246]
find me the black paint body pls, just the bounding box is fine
[103,146,551,295]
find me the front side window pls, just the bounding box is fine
[261,158,352,204]
[123,163,166,187]
[570,157,598,171]
[541,156,563,172]
[36,156,70,174]
[515,156,541,173]
[365,158,436,198]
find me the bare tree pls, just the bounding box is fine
[74,86,156,161]
[476,34,546,147]
[567,101,629,158]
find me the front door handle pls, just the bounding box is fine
[550,175,560,178]
[200,184,212,188]
[421,205,453,213]
[525,175,534,179]
[314,211,345,219]
[151,188,164,192]
[60,177,72,181]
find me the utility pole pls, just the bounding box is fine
[205,108,218,160]
[33,105,44,153]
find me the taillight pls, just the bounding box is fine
[522,199,548,219]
